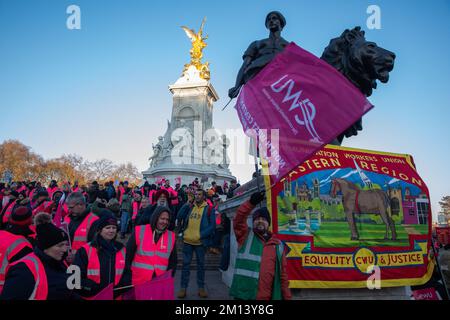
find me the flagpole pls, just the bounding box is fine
[221,98,233,111]
[252,135,263,208]
[113,284,134,291]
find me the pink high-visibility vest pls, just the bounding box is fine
[131,225,175,286]
[64,213,99,252]
[132,201,141,221]
[82,243,126,286]
[2,201,17,224]
[0,231,33,294]
[8,253,48,300]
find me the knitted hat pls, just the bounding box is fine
[253,207,271,226]
[36,223,69,250]
[96,214,118,231]
[9,206,33,226]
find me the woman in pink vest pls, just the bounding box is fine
[122,206,177,288]
[72,213,126,299]
[0,222,80,300]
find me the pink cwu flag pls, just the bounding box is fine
[91,283,114,300]
[235,42,373,185]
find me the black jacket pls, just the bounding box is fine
[72,236,125,298]
[0,247,80,300]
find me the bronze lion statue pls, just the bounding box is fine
[321,26,396,145]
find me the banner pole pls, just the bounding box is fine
[221,98,234,111]
[252,135,263,208]
[113,284,135,291]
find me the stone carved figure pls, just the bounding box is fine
[149,136,164,167]
[219,134,230,169]
[321,26,395,144]
[162,120,174,158]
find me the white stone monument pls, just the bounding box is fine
[142,19,235,187]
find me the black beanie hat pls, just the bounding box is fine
[9,206,33,226]
[96,214,118,231]
[253,207,271,226]
[36,223,69,250]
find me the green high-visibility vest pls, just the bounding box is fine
[230,231,264,300]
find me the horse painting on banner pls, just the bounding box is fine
[330,178,397,241]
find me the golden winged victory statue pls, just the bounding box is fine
[181,17,210,80]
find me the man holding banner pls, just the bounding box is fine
[230,191,291,300]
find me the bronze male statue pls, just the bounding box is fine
[228,11,289,99]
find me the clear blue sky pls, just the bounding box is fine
[1,0,449,219]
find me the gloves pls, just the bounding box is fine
[249,191,265,206]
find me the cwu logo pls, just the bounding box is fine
[270,75,322,142]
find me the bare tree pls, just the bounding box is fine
[112,162,142,184]
[89,159,115,182]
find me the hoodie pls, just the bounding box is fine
[122,206,177,286]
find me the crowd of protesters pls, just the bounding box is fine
[0,177,240,300]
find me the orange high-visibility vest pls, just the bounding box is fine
[8,253,48,300]
[131,225,175,285]
[82,243,126,286]
[132,201,141,221]
[64,213,99,252]
[0,231,32,294]
[2,201,17,224]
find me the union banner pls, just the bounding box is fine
[264,145,434,288]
